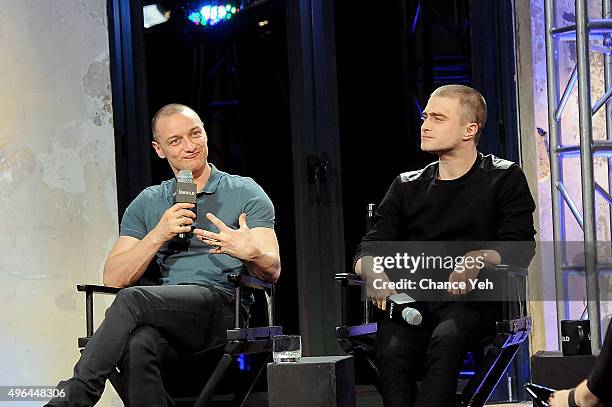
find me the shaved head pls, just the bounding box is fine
[151,103,202,141]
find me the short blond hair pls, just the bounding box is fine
[430,85,487,144]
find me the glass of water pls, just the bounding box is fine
[272,335,302,362]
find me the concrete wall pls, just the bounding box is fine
[0,0,120,405]
[516,0,612,352]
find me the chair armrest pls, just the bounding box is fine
[227,273,273,290]
[334,272,366,286]
[76,284,122,347]
[336,322,378,339]
[496,315,531,335]
[494,264,528,278]
[334,273,371,327]
[228,273,276,329]
[490,265,529,320]
[77,284,123,294]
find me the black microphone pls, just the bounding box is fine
[386,293,423,326]
[174,170,197,239]
[525,383,555,407]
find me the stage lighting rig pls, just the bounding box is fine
[187,2,240,27]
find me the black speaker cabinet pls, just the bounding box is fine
[267,355,356,407]
[531,351,598,389]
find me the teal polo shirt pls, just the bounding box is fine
[119,164,275,298]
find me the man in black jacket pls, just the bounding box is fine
[354,85,536,407]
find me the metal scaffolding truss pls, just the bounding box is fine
[545,0,612,350]
[401,0,471,119]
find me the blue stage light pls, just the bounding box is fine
[190,2,239,27]
[201,5,211,19]
[188,11,200,24]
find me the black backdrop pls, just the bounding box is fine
[108,0,525,395]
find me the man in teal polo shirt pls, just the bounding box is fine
[47,104,280,407]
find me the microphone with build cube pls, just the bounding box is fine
[386,293,423,326]
[174,169,197,240]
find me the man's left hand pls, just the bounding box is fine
[549,390,571,407]
[194,213,261,261]
[447,250,485,296]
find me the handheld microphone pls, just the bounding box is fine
[525,383,555,407]
[387,293,423,326]
[174,170,197,239]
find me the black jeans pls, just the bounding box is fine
[46,284,235,407]
[376,303,491,407]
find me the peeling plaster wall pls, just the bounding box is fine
[0,1,120,405]
[523,0,612,350]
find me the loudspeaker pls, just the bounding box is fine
[561,320,592,355]
[531,351,597,388]
[267,356,356,407]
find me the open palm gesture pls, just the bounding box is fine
[194,213,261,261]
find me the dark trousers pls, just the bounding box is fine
[46,284,235,407]
[376,304,491,407]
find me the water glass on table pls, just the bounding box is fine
[272,335,302,362]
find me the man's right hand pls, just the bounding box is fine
[150,203,196,243]
[355,257,397,310]
[367,271,397,310]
